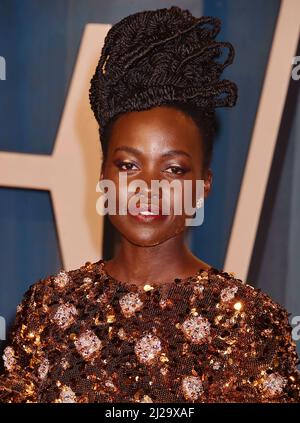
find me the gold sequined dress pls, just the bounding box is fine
[0,259,299,403]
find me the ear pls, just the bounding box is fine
[203,168,213,199]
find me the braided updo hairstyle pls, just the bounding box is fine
[89,6,238,169]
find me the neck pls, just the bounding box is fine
[104,232,209,286]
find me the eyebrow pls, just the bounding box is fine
[113,146,192,159]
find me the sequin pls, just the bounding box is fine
[2,347,16,372]
[160,366,169,376]
[119,292,143,318]
[144,284,154,292]
[60,357,69,370]
[159,298,167,309]
[104,379,117,391]
[59,386,77,403]
[74,330,102,360]
[220,286,238,302]
[141,395,153,403]
[134,334,162,364]
[54,271,70,288]
[213,362,221,370]
[182,376,204,401]
[181,315,211,344]
[16,304,23,313]
[53,303,78,329]
[233,302,243,311]
[262,373,287,396]
[38,358,49,380]
[117,328,127,340]
[1,259,300,403]
[193,285,204,296]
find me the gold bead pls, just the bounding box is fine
[143,284,154,292]
[214,315,223,324]
[233,302,242,311]
[107,314,116,323]
[141,395,153,403]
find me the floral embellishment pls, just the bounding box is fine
[220,286,238,302]
[59,386,77,403]
[38,358,50,380]
[54,271,70,288]
[193,285,204,296]
[74,330,102,360]
[82,277,93,284]
[181,315,211,344]
[182,376,204,401]
[53,303,78,329]
[104,378,117,392]
[141,395,153,403]
[134,334,162,364]
[2,346,16,371]
[262,373,287,396]
[213,361,221,370]
[117,328,127,340]
[119,292,143,318]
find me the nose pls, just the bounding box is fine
[129,167,162,202]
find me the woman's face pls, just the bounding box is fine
[100,106,212,246]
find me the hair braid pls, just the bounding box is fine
[89,5,238,168]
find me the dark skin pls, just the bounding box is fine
[100,105,213,288]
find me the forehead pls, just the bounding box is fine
[108,106,203,155]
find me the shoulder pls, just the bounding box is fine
[18,259,105,302]
[10,260,105,333]
[205,267,290,321]
[7,259,104,334]
[203,267,298,366]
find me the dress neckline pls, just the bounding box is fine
[97,259,217,294]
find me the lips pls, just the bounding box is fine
[127,202,167,222]
[129,202,162,216]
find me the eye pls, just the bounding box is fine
[116,161,139,171]
[165,166,188,175]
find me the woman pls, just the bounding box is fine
[1,6,299,403]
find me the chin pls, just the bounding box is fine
[109,216,186,245]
